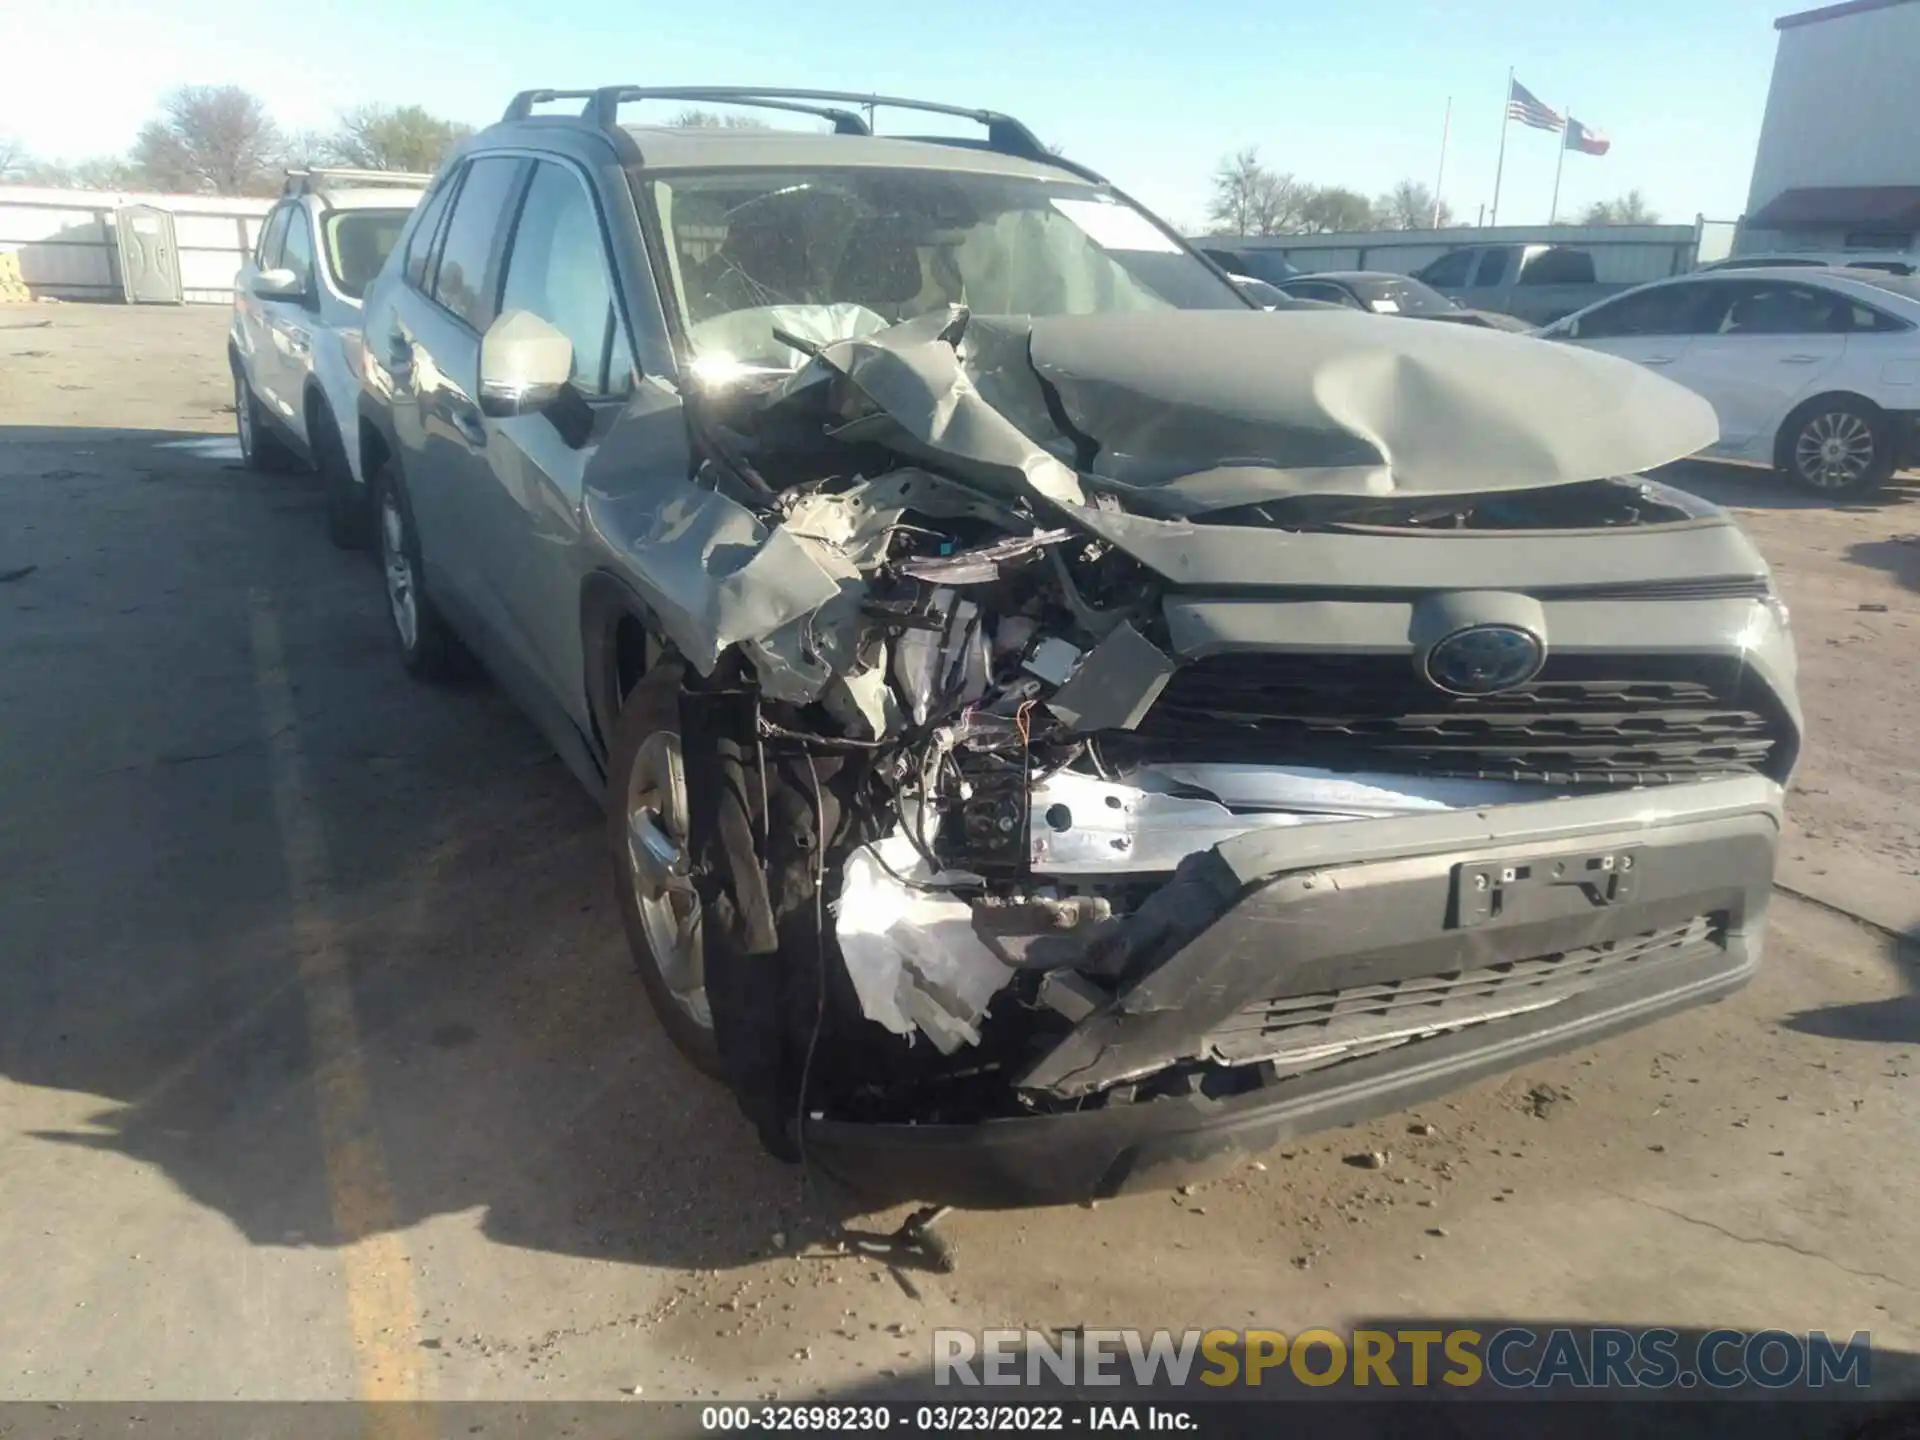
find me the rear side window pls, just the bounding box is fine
[1846,300,1911,332]
[498,161,633,397]
[256,205,290,268]
[1473,250,1512,286]
[431,157,527,331]
[1706,280,1849,336]
[1521,247,1595,285]
[1419,250,1474,287]
[404,175,459,291]
[1574,284,1704,339]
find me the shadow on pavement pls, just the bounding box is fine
[1845,536,1920,592]
[1783,934,1920,1045]
[0,422,855,1280]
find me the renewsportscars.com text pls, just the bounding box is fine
[933,1327,1873,1390]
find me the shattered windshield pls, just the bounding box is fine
[647,167,1245,371]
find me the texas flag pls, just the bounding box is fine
[1565,117,1611,156]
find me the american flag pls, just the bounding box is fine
[1507,80,1564,132]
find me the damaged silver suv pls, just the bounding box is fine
[356,86,1801,1206]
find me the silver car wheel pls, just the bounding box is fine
[625,728,710,1032]
[379,491,419,651]
[1794,410,1876,490]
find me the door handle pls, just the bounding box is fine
[1782,354,1821,364]
[1642,355,1675,366]
[449,402,487,449]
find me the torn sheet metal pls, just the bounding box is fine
[1044,621,1176,732]
[587,464,855,675]
[792,308,1717,517]
[821,662,902,739]
[891,587,988,726]
[801,308,1087,507]
[835,836,1017,1054]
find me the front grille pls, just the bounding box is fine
[1206,914,1725,1075]
[1133,653,1787,785]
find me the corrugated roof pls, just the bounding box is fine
[1776,0,1920,31]
[1747,185,1920,227]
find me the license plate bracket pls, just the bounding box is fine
[1453,846,1641,929]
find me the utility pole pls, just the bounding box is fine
[1432,97,1452,228]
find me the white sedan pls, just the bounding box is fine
[1539,268,1920,496]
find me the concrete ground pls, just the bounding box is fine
[0,303,1915,1404]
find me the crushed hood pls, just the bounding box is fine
[800,308,1719,517]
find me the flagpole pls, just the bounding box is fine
[1490,66,1513,226]
[1432,97,1452,227]
[1550,111,1568,223]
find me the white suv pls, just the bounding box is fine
[229,168,427,546]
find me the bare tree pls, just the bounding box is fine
[0,135,27,181]
[18,154,137,189]
[131,85,283,195]
[1374,179,1453,230]
[1580,190,1660,225]
[324,104,471,172]
[668,108,774,130]
[1295,185,1377,234]
[1205,148,1302,237]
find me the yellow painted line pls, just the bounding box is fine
[249,590,434,1431]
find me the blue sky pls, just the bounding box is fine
[7,0,1787,228]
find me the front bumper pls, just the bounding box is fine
[801,775,1782,1208]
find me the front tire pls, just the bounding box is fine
[608,664,724,1079]
[371,462,464,682]
[311,402,368,550]
[233,366,299,473]
[1778,396,1895,498]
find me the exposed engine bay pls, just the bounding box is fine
[594,304,1795,1156]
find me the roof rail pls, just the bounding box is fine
[592,87,873,136]
[283,167,434,197]
[502,88,603,121]
[576,85,1056,165]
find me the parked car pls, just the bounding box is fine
[1273,271,1533,330]
[1227,273,1342,310]
[1415,243,1604,326]
[357,84,1798,1207]
[1197,245,1300,284]
[1697,251,1919,277]
[230,168,429,546]
[1540,268,1920,495]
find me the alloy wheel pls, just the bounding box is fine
[379,492,418,651]
[624,729,710,1031]
[1794,410,1876,491]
